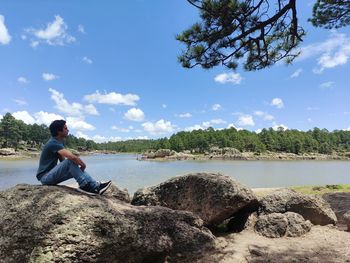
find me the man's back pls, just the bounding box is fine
[36,137,64,180]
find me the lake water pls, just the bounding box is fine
[1,154,350,195]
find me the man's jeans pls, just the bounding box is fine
[40,159,99,189]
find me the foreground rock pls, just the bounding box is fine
[103,183,131,202]
[132,173,259,227]
[344,211,350,231]
[323,192,350,230]
[260,188,337,225]
[255,212,312,238]
[0,184,215,263]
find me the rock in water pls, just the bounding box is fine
[132,172,259,227]
[0,184,214,263]
[260,188,337,225]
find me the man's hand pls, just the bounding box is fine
[80,162,86,172]
[58,149,87,171]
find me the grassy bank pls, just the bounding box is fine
[291,184,350,195]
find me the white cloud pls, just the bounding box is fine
[31,41,39,48]
[66,117,95,131]
[185,119,227,131]
[84,104,99,115]
[111,126,131,132]
[12,110,64,126]
[177,113,192,118]
[237,115,255,126]
[92,135,122,143]
[307,118,313,123]
[290,68,302,78]
[307,106,320,111]
[33,111,64,126]
[49,88,99,116]
[227,123,243,130]
[130,136,149,140]
[14,99,27,106]
[272,123,288,131]
[320,81,335,89]
[202,119,227,128]
[0,114,2,120]
[254,111,274,121]
[142,119,175,135]
[162,104,167,108]
[25,15,75,46]
[255,129,262,134]
[12,111,35,124]
[82,56,93,64]
[298,31,350,73]
[84,90,139,106]
[75,132,123,143]
[212,104,222,111]
[17,76,29,84]
[184,124,204,132]
[42,73,58,81]
[75,131,89,140]
[124,108,145,122]
[78,24,85,34]
[0,15,11,45]
[271,98,284,109]
[215,72,242,84]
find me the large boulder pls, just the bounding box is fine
[260,188,337,225]
[131,173,259,227]
[255,212,312,238]
[0,184,215,263]
[103,183,131,203]
[322,192,350,228]
[344,211,350,231]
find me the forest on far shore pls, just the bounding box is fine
[1,112,350,155]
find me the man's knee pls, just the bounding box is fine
[66,159,79,169]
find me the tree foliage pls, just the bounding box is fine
[310,0,350,29]
[177,0,350,71]
[2,113,350,155]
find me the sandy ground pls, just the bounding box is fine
[191,225,350,262]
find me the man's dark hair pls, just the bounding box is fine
[49,120,66,137]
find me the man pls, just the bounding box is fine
[36,119,111,195]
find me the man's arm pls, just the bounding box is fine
[58,154,65,162]
[58,149,86,171]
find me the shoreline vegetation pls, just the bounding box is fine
[2,112,350,161]
[2,147,350,161]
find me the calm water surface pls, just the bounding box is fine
[1,154,349,194]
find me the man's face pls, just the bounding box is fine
[58,124,69,138]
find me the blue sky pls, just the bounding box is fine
[0,1,350,142]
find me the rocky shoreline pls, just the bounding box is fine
[2,146,350,161]
[0,148,118,160]
[139,148,350,161]
[1,172,350,262]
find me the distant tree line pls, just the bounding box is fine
[0,113,97,151]
[1,112,350,154]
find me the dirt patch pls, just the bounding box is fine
[191,226,350,262]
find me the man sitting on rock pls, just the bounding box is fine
[36,119,111,195]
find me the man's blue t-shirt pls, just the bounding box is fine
[36,137,64,180]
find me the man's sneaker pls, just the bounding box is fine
[98,180,112,195]
[77,183,99,196]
